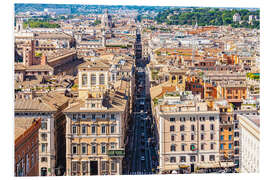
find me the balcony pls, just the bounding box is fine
[107,149,125,157]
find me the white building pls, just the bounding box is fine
[238,115,260,173]
[233,13,241,22]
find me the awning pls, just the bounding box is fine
[179,165,189,168]
[197,162,220,168]
[160,165,181,171]
[220,162,235,168]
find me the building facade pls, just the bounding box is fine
[64,60,131,175]
[15,118,41,176]
[238,115,259,173]
[152,92,220,173]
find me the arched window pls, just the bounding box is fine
[172,75,176,81]
[82,74,87,86]
[99,74,105,85]
[91,74,96,85]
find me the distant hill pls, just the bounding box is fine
[155,7,260,29]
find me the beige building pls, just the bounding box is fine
[64,59,132,175]
[151,90,220,173]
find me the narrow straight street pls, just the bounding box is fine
[123,28,158,175]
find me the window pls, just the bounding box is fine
[110,143,115,149]
[229,143,232,149]
[201,155,204,162]
[210,133,214,140]
[180,156,186,162]
[41,133,47,141]
[91,74,96,85]
[181,134,185,141]
[201,124,205,131]
[170,157,176,163]
[190,156,196,162]
[229,135,232,141]
[101,161,108,172]
[82,74,87,86]
[220,144,224,150]
[102,114,106,119]
[72,114,77,120]
[180,117,186,122]
[228,127,232,132]
[111,125,115,134]
[111,114,116,120]
[220,128,223,132]
[171,135,175,141]
[92,114,96,120]
[91,104,96,108]
[81,125,86,134]
[99,74,105,85]
[228,116,231,121]
[101,125,106,134]
[41,121,47,130]
[234,141,239,146]
[210,124,214,131]
[190,144,196,151]
[220,135,224,140]
[72,125,77,134]
[26,154,29,172]
[191,125,195,131]
[191,134,194,141]
[201,144,204,150]
[180,125,185,131]
[170,125,175,132]
[235,123,239,129]
[41,157,47,162]
[209,116,215,121]
[82,114,86,119]
[82,144,87,154]
[209,155,215,161]
[235,149,239,154]
[31,153,34,166]
[170,145,176,152]
[72,145,77,154]
[234,132,239,137]
[101,144,106,154]
[170,117,175,122]
[92,145,96,154]
[201,134,204,140]
[111,161,116,172]
[211,143,214,150]
[181,144,185,151]
[71,162,77,173]
[41,143,47,153]
[91,126,96,134]
[41,167,47,176]
[82,162,88,173]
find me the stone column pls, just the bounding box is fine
[98,157,101,175]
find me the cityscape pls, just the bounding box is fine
[14,3,260,176]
